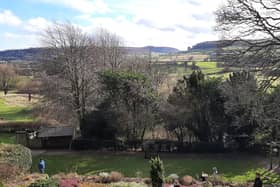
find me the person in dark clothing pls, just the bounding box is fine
[253,173,262,187]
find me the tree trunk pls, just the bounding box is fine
[28,93,32,101]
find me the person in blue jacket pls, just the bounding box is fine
[38,158,45,173]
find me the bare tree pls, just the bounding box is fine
[216,0,280,87]
[17,79,41,101]
[40,22,98,133]
[0,64,17,95]
[124,53,167,93]
[95,28,125,71]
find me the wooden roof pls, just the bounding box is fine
[38,126,74,138]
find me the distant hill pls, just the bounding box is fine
[188,40,246,52]
[0,48,45,62]
[125,46,180,54]
[0,46,180,62]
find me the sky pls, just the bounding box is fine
[0,0,224,51]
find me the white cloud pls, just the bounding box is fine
[77,0,224,50]
[0,10,21,26]
[0,0,225,50]
[24,17,52,33]
[37,0,110,14]
[1,32,39,50]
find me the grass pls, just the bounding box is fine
[0,94,35,122]
[0,98,34,122]
[32,153,263,178]
[0,133,15,144]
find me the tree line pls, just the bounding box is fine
[35,21,280,151]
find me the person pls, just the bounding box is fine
[38,158,45,173]
[253,173,262,187]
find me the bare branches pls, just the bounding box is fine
[40,22,98,128]
[94,28,125,71]
[0,64,17,95]
[216,0,280,84]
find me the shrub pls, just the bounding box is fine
[28,178,59,187]
[52,173,80,181]
[149,156,164,187]
[98,172,111,183]
[107,182,148,187]
[179,175,195,186]
[110,171,123,182]
[0,144,32,171]
[78,183,106,187]
[0,163,21,180]
[191,142,225,153]
[165,174,179,184]
[59,178,79,187]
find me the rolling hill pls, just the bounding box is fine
[0,46,180,62]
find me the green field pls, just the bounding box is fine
[32,153,263,178]
[0,98,34,122]
[0,133,15,144]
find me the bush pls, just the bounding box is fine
[78,183,106,187]
[0,163,21,180]
[71,139,125,151]
[0,144,32,171]
[191,142,225,153]
[28,178,59,187]
[82,110,117,140]
[107,182,148,187]
[110,171,123,182]
[149,156,164,187]
[165,173,179,184]
[98,172,111,183]
[179,175,195,186]
[59,178,79,187]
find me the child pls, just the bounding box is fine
[38,159,45,173]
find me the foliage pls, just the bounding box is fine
[0,133,15,144]
[222,168,280,185]
[165,173,179,183]
[190,142,225,153]
[150,156,164,187]
[179,175,195,186]
[216,0,280,83]
[82,110,117,140]
[0,144,32,171]
[110,171,123,182]
[28,178,59,187]
[78,183,106,187]
[40,22,99,131]
[0,64,17,95]
[59,178,79,187]
[262,85,280,142]
[97,70,159,142]
[0,163,21,180]
[221,71,263,149]
[107,182,147,187]
[164,70,227,143]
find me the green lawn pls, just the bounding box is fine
[0,133,16,144]
[0,98,34,122]
[32,153,263,178]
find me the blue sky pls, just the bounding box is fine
[0,0,223,50]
